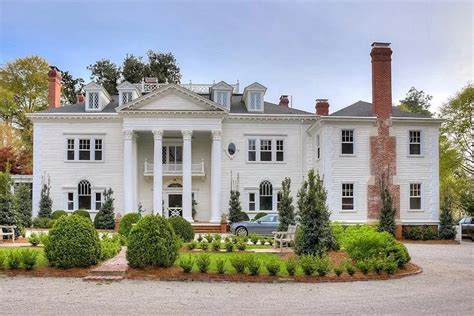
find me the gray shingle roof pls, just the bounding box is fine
[330,101,432,118]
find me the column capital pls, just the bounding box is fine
[123,129,134,140]
[152,129,163,140]
[181,129,193,140]
[211,130,222,141]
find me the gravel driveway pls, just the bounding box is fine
[1,242,472,315]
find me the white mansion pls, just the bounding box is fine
[29,43,441,231]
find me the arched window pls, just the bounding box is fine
[168,182,183,188]
[259,180,273,211]
[78,180,91,210]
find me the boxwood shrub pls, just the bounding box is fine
[168,216,194,242]
[118,213,141,237]
[72,209,91,221]
[32,217,51,228]
[126,215,180,268]
[45,215,100,268]
[51,210,68,220]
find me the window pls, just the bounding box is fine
[259,180,273,211]
[342,183,354,210]
[250,92,262,110]
[410,183,422,210]
[88,92,99,109]
[277,192,282,209]
[316,135,321,159]
[162,146,182,164]
[228,143,236,156]
[248,139,256,161]
[276,140,284,161]
[260,140,272,161]
[216,91,229,107]
[79,139,91,160]
[78,180,91,210]
[122,92,132,104]
[95,192,103,210]
[409,131,421,155]
[258,214,278,223]
[67,192,74,211]
[249,193,255,211]
[341,129,354,155]
[67,139,75,160]
[94,139,103,160]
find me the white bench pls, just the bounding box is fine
[0,225,16,243]
[272,224,297,251]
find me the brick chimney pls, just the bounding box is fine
[370,42,392,134]
[76,94,85,103]
[48,66,61,108]
[279,95,289,107]
[315,99,329,116]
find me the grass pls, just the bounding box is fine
[0,247,48,269]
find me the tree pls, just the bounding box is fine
[378,176,396,236]
[0,56,50,150]
[94,188,115,229]
[438,197,457,240]
[122,54,147,84]
[14,183,32,228]
[398,87,433,116]
[459,183,474,216]
[228,190,243,224]
[277,177,295,231]
[61,71,85,104]
[0,145,32,175]
[87,59,121,95]
[294,169,336,256]
[0,170,16,226]
[122,51,181,84]
[38,177,52,218]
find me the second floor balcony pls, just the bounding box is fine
[144,159,205,177]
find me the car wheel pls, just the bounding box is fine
[235,227,248,236]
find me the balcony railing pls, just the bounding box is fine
[144,160,205,176]
[134,79,239,94]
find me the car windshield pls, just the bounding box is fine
[258,214,278,222]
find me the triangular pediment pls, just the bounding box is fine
[116,84,228,112]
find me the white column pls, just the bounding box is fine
[182,129,193,222]
[210,130,222,223]
[123,129,134,212]
[132,133,138,210]
[153,130,163,216]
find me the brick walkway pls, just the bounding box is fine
[83,247,128,282]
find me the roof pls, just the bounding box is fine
[330,101,432,118]
[39,93,314,115]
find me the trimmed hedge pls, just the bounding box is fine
[45,215,100,268]
[51,210,68,220]
[168,216,194,242]
[73,209,91,220]
[118,213,141,237]
[126,215,180,268]
[32,217,51,228]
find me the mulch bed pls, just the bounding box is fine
[0,266,93,278]
[402,239,460,244]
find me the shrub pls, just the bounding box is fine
[385,241,411,267]
[315,255,331,276]
[408,227,423,240]
[118,213,140,237]
[372,258,385,274]
[14,183,32,228]
[228,190,244,224]
[28,233,41,246]
[225,241,234,252]
[253,212,267,221]
[179,255,194,273]
[45,215,100,268]
[216,258,226,274]
[259,238,266,246]
[196,254,211,273]
[247,255,261,275]
[384,257,398,274]
[32,217,51,228]
[211,240,221,252]
[438,197,457,240]
[422,226,438,240]
[168,217,194,242]
[47,219,56,228]
[38,179,52,218]
[0,251,5,268]
[100,234,122,261]
[249,233,259,245]
[334,265,344,276]
[266,238,274,246]
[73,209,91,220]
[356,260,370,274]
[8,250,21,269]
[51,210,68,220]
[236,241,247,251]
[345,263,356,276]
[200,242,209,251]
[21,249,38,270]
[126,215,180,268]
[39,233,49,247]
[300,255,316,276]
[285,256,298,276]
[378,177,396,236]
[197,234,203,242]
[230,255,247,274]
[94,188,115,230]
[265,258,280,276]
[203,233,213,243]
[331,222,346,250]
[213,234,222,243]
[187,240,198,250]
[277,177,296,231]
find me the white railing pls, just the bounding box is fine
[144,160,205,176]
[168,207,183,217]
[134,80,239,94]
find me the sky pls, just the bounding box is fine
[0,0,472,114]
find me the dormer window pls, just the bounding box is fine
[250,92,262,110]
[88,92,99,110]
[216,91,229,107]
[122,92,133,104]
[243,82,267,112]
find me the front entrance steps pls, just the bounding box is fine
[83,247,128,282]
[191,222,225,233]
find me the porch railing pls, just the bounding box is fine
[144,160,205,176]
[168,207,183,217]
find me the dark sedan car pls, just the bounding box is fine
[229,214,279,236]
[459,217,474,240]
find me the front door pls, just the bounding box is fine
[168,194,183,217]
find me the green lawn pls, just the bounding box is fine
[0,247,48,269]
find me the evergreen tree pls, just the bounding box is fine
[438,197,457,240]
[294,169,335,256]
[228,190,243,224]
[14,183,32,228]
[38,177,52,218]
[94,188,115,229]
[0,171,16,226]
[278,177,295,231]
[378,177,396,236]
[296,180,307,220]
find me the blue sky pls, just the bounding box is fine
[0,0,472,113]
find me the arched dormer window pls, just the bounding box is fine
[259,180,273,211]
[78,180,92,210]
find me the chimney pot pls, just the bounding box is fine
[48,66,61,108]
[279,95,289,107]
[315,99,329,116]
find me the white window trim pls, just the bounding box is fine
[244,184,282,212]
[86,92,101,111]
[247,92,263,112]
[119,90,134,106]
[214,90,231,108]
[341,129,355,156]
[63,185,107,212]
[246,136,287,164]
[408,182,423,212]
[64,136,105,163]
[340,182,356,213]
[408,130,424,157]
[316,134,321,160]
